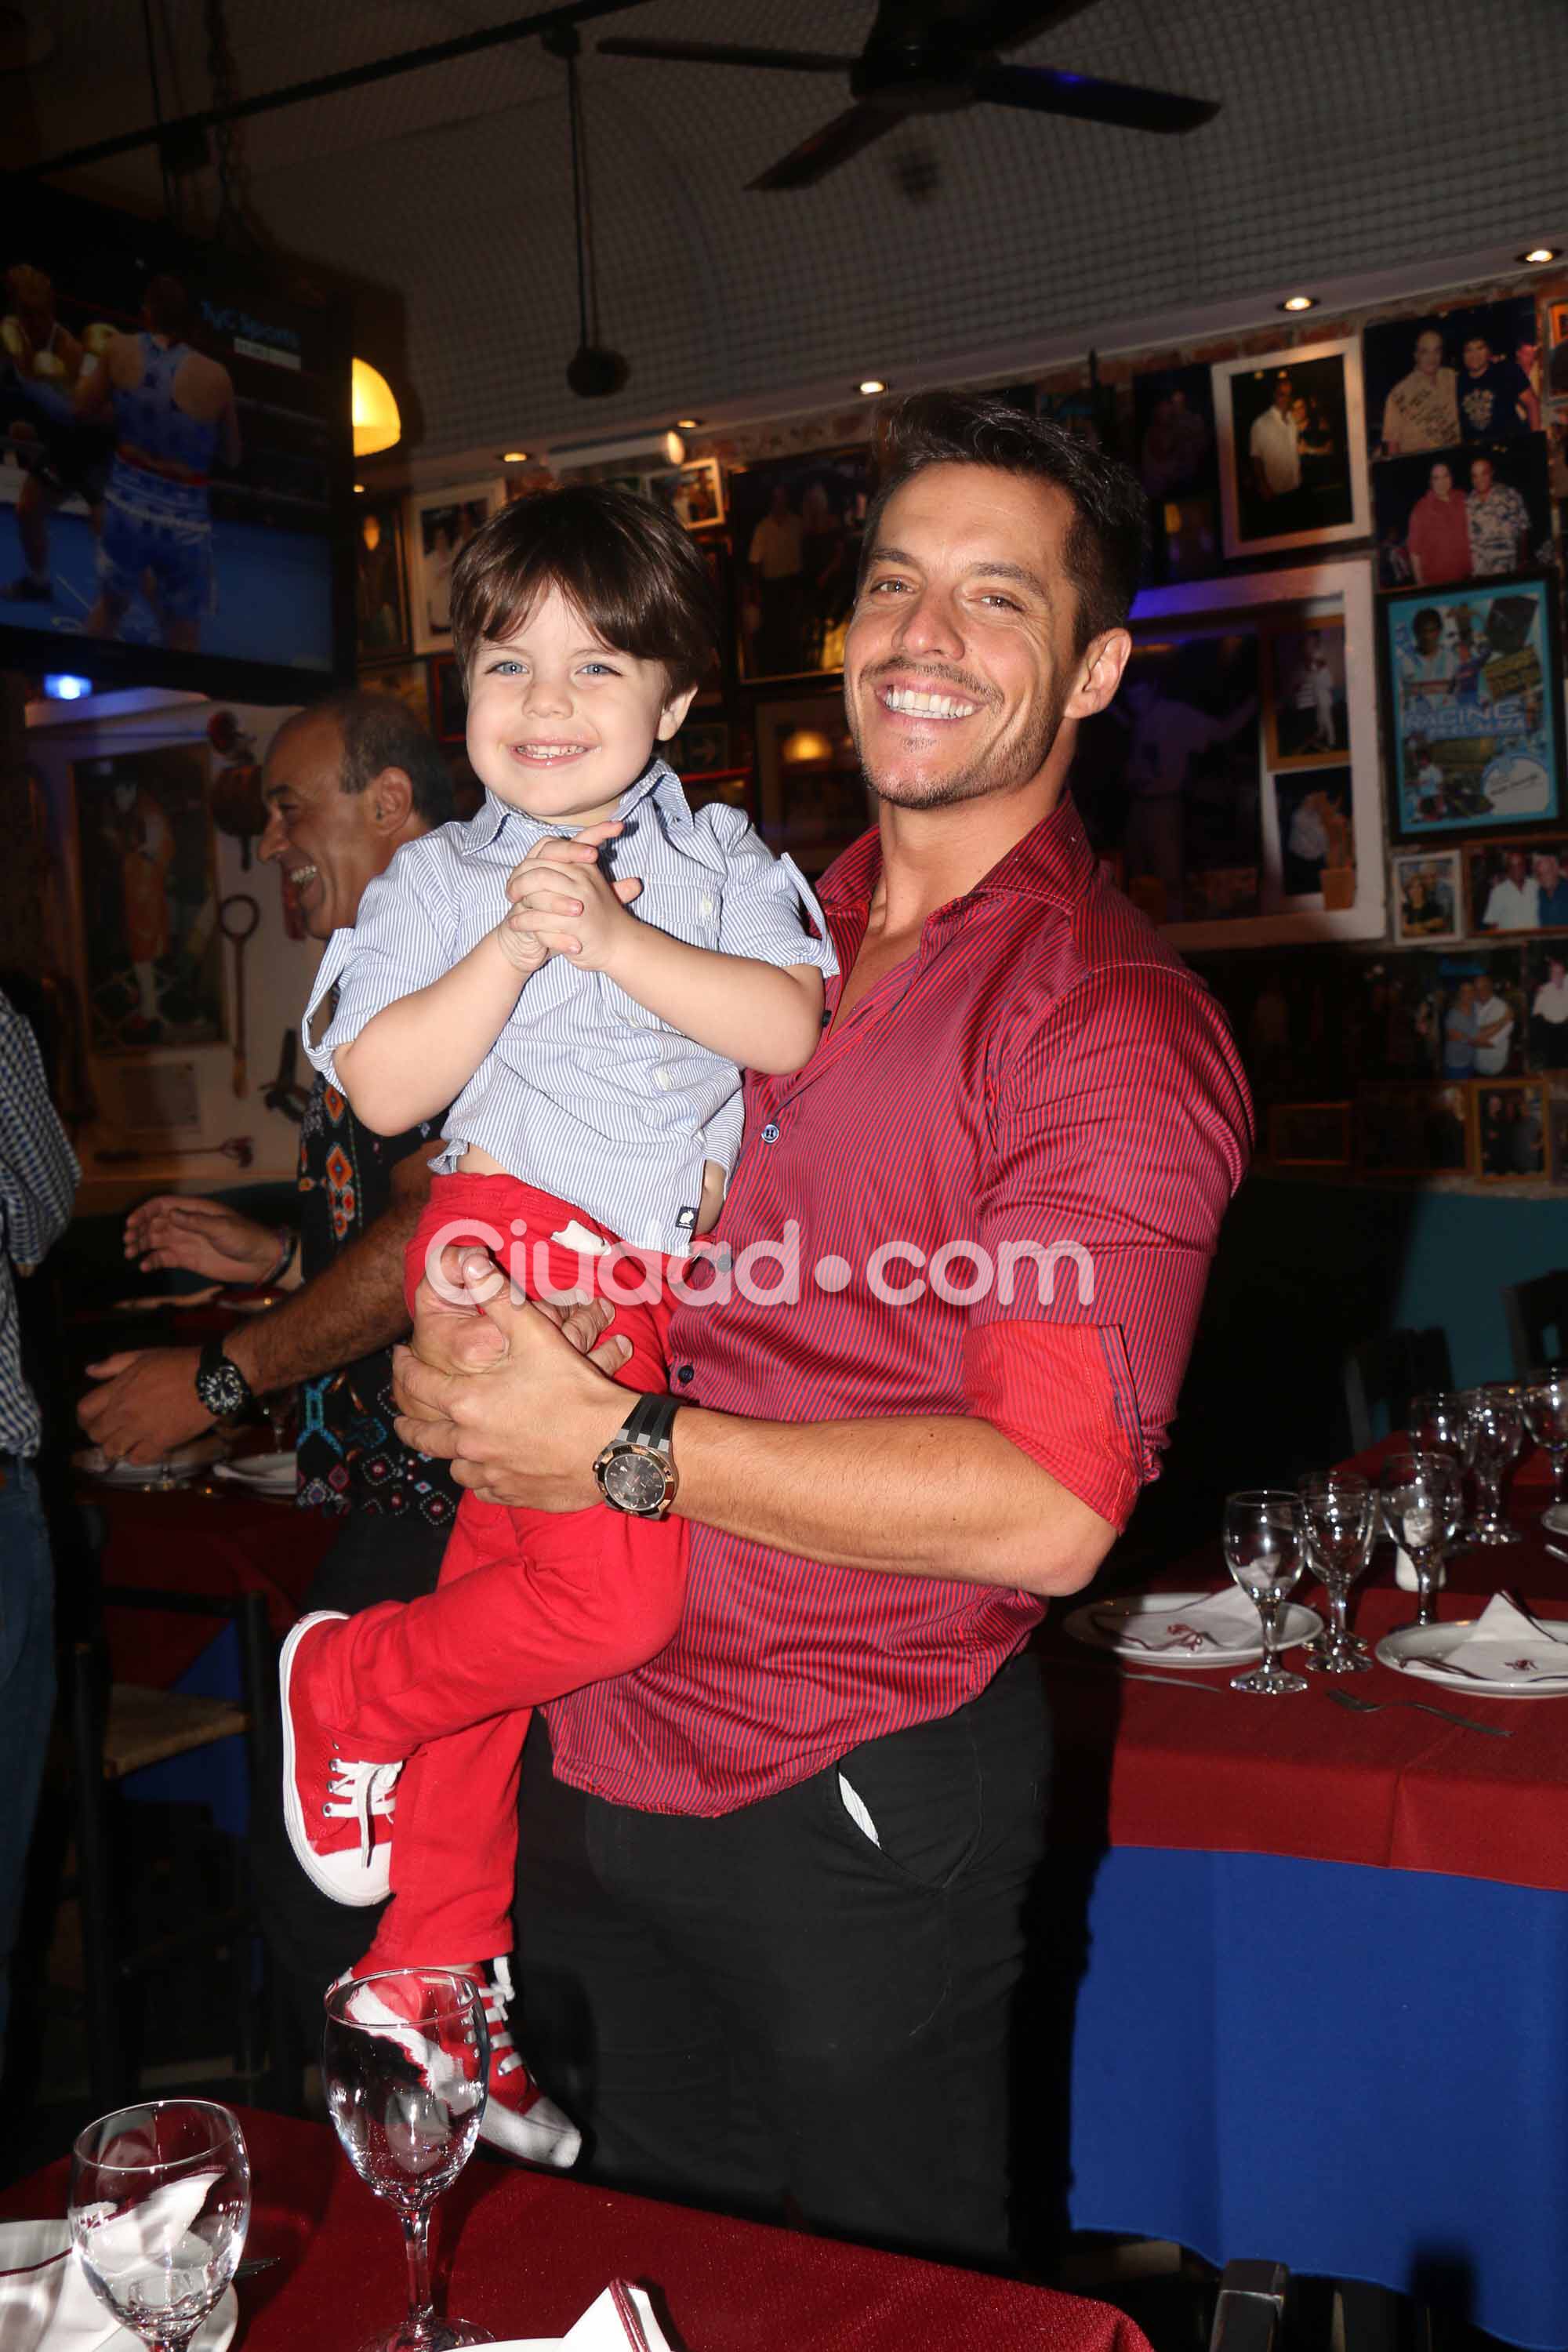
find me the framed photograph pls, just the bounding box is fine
[1437,948,1526,1081]
[409,481,503,655]
[1274,768,1354,902]
[667,719,731,777]
[645,457,725,531]
[355,495,410,661]
[1365,297,1541,459]
[1466,837,1568,935]
[1392,849,1461,942]
[753,694,871,878]
[358,659,432,735]
[730,445,877,683]
[1076,558,1385,947]
[1133,363,1218,504]
[1213,340,1369,560]
[1548,403,1568,501]
[1267,1102,1352,1167]
[1382,575,1564,842]
[1549,1085,1568,1180]
[71,746,224,1054]
[430,654,466,743]
[1372,441,1552,590]
[1477,1078,1548,1181]
[1549,299,1568,402]
[1353,952,1443,1081]
[1358,1083,1474,1178]
[1265,618,1348,765]
[1525,945,1568,1074]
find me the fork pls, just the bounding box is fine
[1325,1688,1512,1737]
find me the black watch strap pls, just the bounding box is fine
[617,1392,680,1454]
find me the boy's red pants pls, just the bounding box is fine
[326,1171,687,1969]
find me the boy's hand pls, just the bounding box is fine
[505,819,644,973]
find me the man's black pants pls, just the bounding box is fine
[514,1654,1051,2267]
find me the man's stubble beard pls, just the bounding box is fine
[849,672,1074,812]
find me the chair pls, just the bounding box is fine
[69,1584,283,2110]
[1341,1327,1454,1452]
[1209,2260,1288,2352]
[1502,1271,1568,1380]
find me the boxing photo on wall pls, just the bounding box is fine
[1212,339,1369,560]
[1392,848,1462,943]
[71,745,224,1054]
[354,494,410,662]
[1363,296,1542,460]
[1264,618,1348,765]
[1466,837,1568,935]
[729,445,877,682]
[1372,440,1553,590]
[409,481,503,655]
[1381,575,1564,842]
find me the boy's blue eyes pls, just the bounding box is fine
[485,658,618,677]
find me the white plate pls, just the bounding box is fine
[1062,1589,1323,1668]
[1375,1617,1568,1697]
[0,2221,238,2352]
[1541,1503,1568,1536]
[70,1450,194,1490]
[212,1453,296,1491]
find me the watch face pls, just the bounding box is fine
[604,1446,668,1515]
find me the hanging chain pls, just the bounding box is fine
[203,0,263,249]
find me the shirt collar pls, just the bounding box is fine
[465,757,691,850]
[817,792,1096,915]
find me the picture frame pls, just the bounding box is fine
[409,480,503,655]
[354,494,411,662]
[1264,617,1348,768]
[1525,943,1568,1075]
[1381,575,1564,843]
[1549,299,1568,403]
[1364,296,1542,459]
[667,718,731,777]
[1357,1083,1475,1178]
[644,457,726,531]
[1436,947,1526,1082]
[1073,558,1385,948]
[1549,1085,1568,1181]
[1266,1102,1352,1167]
[1213,339,1370,560]
[358,659,432,735]
[753,693,871,878]
[1371,440,1552,590]
[1475,1077,1548,1181]
[1465,837,1568,936]
[1392,848,1462,943]
[430,653,466,744]
[71,746,225,1056]
[729,445,877,684]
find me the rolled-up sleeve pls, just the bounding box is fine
[967,960,1252,1519]
[704,806,840,979]
[302,840,459,1089]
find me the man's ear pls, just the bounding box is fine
[655,682,699,742]
[1066,628,1133,723]
[368,764,415,833]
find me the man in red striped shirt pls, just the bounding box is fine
[392,391,1252,2262]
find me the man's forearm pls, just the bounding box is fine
[224,1201,421,1394]
[670,1403,1115,1597]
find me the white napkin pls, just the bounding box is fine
[485,2281,673,2352]
[1394,1546,1446,1594]
[0,2227,119,2352]
[1093,1588,1265,1653]
[1402,1592,1568,1684]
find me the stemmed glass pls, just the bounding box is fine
[1523,1371,1568,1511]
[263,1382,297,1461]
[68,2100,249,2352]
[1460,1385,1524,1544]
[1298,1470,1374,1673]
[1222,1488,1307,1695]
[1380,1451,1463,1627]
[324,1969,495,2352]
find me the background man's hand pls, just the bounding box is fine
[78,1346,214,1463]
[125,1193,284,1283]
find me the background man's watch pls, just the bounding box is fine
[593,1392,681,1519]
[194,1336,259,1428]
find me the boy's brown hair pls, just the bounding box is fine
[448,484,718,695]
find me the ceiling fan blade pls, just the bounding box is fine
[748,102,903,191]
[976,60,1218,132]
[597,37,852,74]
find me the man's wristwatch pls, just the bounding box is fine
[194,1336,260,1428]
[593,1393,681,1519]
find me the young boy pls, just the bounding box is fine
[281,485,836,2161]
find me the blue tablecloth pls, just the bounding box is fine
[1066,1846,1568,2349]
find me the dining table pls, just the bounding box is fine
[0,2103,1158,2352]
[1045,1439,1568,2350]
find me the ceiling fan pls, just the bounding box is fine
[598,0,1219,191]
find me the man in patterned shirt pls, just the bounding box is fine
[1465,456,1530,577]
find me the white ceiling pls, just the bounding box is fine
[13,0,1568,468]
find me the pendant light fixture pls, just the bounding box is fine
[546,26,630,398]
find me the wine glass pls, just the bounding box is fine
[68,2100,249,2352]
[263,1381,297,1461]
[1408,1390,1479,1475]
[323,1969,495,2352]
[1221,1489,1307,1695]
[1460,1385,1524,1544]
[1380,1450,1463,1627]
[1523,1370,1568,1510]
[1298,1469,1374,1674]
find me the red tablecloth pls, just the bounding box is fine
[0,2107,1155,2352]
[89,1484,337,1686]
[1046,1455,1568,1894]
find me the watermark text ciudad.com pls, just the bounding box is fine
[423,1220,1094,1312]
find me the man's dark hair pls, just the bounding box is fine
[1413,607,1443,633]
[143,274,197,341]
[449,485,718,695]
[858,390,1148,655]
[303,691,456,827]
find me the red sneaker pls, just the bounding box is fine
[279,1611,402,1906]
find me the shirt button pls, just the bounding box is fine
[760,1122,780,1144]
[654,1068,672,1091]
[675,1363,695,1384]
[699,895,716,918]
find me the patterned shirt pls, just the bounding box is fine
[294,1070,459,1526]
[1467,481,1530,576]
[1380,367,1459,455]
[0,993,78,1457]
[304,762,838,1254]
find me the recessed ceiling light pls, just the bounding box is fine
[675,417,701,430]
[353,482,365,493]
[858,377,887,395]
[500,450,529,464]
[1520,245,1558,265]
[1279,294,1317,313]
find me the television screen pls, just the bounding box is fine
[0,172,352,701]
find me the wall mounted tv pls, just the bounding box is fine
[0,172,354,703]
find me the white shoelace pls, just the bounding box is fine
[478,1957,524,2082]
[324,1755,401,1864]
